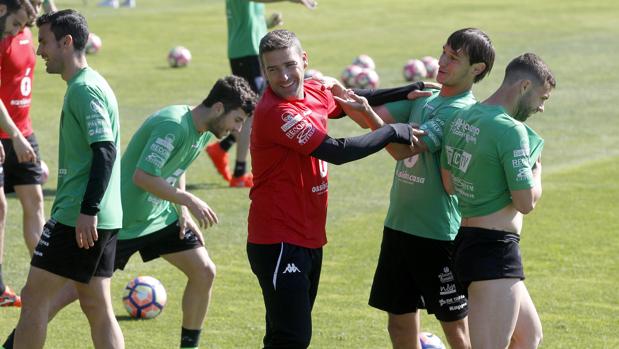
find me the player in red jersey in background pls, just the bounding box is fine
[0,0,39,308]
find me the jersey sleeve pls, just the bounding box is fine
[524,124,544,167]
[420,107,461,153]
[497,124,536,191]
[384,100,414,123]
[265,104,327,155]
[68,84,115,144]
[135,123,183,177]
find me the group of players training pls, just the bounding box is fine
[0,0,555,349]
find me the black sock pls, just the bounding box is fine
[0,264,5,294]
[180,327,201,348]
[233,161,247,178]
[3,329,15,349]
[219,135,236,152]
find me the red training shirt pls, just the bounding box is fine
[0,28,36,139]
[249,79,342,248]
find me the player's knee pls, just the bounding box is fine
[190,261,216,287]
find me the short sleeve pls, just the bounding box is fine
[69,85,114,144]
[264,105,327,155]
[524,124,544,167]
[384,100,414,123]
[497,124,536,191]
[420,108,460,153]
[135,123,183,177]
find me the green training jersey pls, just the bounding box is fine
[226,0,267,59]
[440,103,540,217]
[52,67,122,229]
[383,90,476,241]
[118,105,213,240]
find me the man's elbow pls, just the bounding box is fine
[514,201,536,215]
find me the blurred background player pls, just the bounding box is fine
[0,0,38,308]
[97,0,135,9]
[340,28,494,349]
[205,0,316,188]
[440,53,555,349]
[13,9,124,348]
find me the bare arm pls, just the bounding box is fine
[252,0,317,9]
[510,157,543,214]
[0,99,36,163]
[133,168,218,229]
[440,168,455,195]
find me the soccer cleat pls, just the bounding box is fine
[229,173,253,188]
[97,0,119,7]
[206,143,232,182]
[0,286,22,307]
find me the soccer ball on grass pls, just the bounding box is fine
[168,46,192,68]
[122,276,167,319]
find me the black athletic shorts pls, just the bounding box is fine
[0,133,44,193]
[247,242,322,349]
[31,219,118,283]
[369,227,468,322]
[230,55,264,94]
[114,221,203,270]
[453,227,525,289]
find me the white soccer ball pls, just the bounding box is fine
[352,54,376,70]
[341,64,363,88]
[85,33,102,54]
[403,58,427,82]
[421,56,439,79]
[354,68,380,89]
[122,276,167,319]
[419,332,446,349]
[168,46,192,68]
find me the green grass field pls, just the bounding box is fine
[1,0,618,347]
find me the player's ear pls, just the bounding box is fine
[212,101,224,116]
[519,79,532,95]
[471,62,486,78]
[0,4,7,17]
[302,51,308,70]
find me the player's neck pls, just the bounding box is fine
[483,85,516,116]
[62,54,88,82]
[439,80,473,97]
[191,105,209,133]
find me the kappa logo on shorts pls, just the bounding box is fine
[282,263,301,274]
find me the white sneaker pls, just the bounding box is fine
[121,0,135,7]
[98,0,119,8]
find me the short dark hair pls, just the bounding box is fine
[1,0,34,15]
[504,53,556,88]
[446,28,495,83]
[258,29,303,61]
[36,9,88,52]
[202,75,258,115]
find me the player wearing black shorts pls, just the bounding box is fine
[12,10,124,349]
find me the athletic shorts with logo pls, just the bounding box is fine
[114,221,203,270]
[369,227,468,322]
[247,242,322,349]
[0,134,44,193]
[30,219,118,284]
[453,227,525,289]
[230,55,264,94]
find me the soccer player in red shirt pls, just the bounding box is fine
[247,29,425,348]
[0,0,38,308]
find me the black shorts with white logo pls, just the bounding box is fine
[230,55,264,94]
[0,133,44,193]
[453,227,525,289]
[369,227,468,322]
[114,221,203,270]
[247,242,322,349]
[31,219,118,284]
